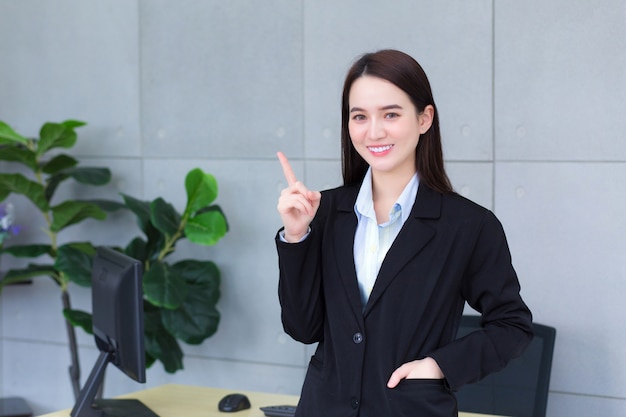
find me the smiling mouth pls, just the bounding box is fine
[368,145,393,154]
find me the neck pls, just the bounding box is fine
[370,168,415,224]
[371,168,415,203]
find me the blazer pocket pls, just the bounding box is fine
[387,379,457,417]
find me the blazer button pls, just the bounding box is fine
[350,398,360,409]
[352,332,363,344]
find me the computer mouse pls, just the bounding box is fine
[218,393,251,412]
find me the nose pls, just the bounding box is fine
[367,118,385,141]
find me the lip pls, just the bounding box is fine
[367,144,393,156]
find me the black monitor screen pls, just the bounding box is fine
[71,247,159,417]
[92,247,145,382]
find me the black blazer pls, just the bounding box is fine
[276,182,533,417]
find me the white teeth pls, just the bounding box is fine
[368,145,393,153]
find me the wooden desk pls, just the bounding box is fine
[37,384,502,417]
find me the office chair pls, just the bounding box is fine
[454,315,556,417]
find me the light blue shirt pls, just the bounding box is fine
[353,168,418,306]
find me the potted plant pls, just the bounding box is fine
[0,120,228,397]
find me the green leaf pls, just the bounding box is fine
[50,201,107,232]
[145,233,167,262]
[121,194,166,260]
[144,309,184,373]
[42,154,78,174]
[63,309,93,334]
[0,244,53,258]
[61,120,87,130]
[0,173,48,211]
[125,237,148,262]
[87,199,127,212]
[44,172,69,201]
[36,121,83,156]
[67,167,111,186]
[143,304,163,332]
[66,241,98,254]
[184,210,228,246]
[0,121,29,145]
[121,193,152,233]
[55,243,95,287]
[0,145,37,170]
[145,329,184,373]
[143,261,187,309]
[150,197,181,237]
[184,168,218,214]
[145,352,157,369]
[161,260,221,344]
[45,167,111,201]
[196,204,230,231]
[0,264,58,286]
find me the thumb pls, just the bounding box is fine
[308,190,321,203]
[386,366,408,389]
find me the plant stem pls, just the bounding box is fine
[33,169,58,252]
[34,149,78,395]
[62,289,81,400]
[34,164,63,287]
[157,212,189,262]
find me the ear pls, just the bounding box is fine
[418,105,434,134]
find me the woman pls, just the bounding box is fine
[275,49,532,417]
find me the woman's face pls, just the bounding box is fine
[348,75,432,180]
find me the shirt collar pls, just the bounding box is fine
[354,167,419,224]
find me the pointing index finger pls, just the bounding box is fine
[277,151,298,186]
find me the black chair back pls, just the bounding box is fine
[455,315,556,417]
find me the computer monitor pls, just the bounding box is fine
[71,247,159,417]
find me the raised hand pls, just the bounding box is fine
[276,152,321,243]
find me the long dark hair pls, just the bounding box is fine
[340,49,453,193]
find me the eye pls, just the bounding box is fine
[385,112,399,119]
[351,114,366,121]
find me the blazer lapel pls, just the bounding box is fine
[332,186,365,322]
[363,183,441,318]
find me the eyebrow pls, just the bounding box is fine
[350,104,403,113]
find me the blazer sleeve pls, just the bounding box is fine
[429,210,533,390]
[275,190,332,345]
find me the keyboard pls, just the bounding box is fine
[260,405,297,417]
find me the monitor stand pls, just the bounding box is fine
[93,399,159,417]
[70,351,159,417]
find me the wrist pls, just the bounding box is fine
[280,227,311,243]
[424,357,444,379]
[284,233,305,243]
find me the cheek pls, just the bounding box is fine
[348,123,364,143]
